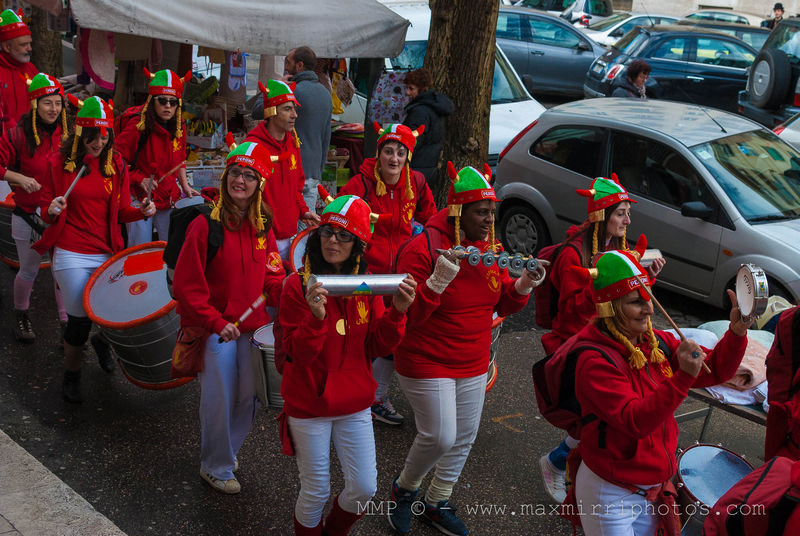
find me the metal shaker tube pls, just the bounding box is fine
[307,274,408,296]
[453,246,539,271]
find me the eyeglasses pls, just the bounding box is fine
[318,225,355,243]
[155,96,179,107]
[228,167,259,182]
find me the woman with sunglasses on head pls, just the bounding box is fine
[339,122,437,427]
[0,73,69,342]
[538,176,666,504]
[173,140,285,495]
[115,69,198,245]
[387,164,546,536]
[278,195,416,535]
[567,249,751,535]
[34,96,156,403]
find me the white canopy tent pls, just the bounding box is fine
[35,0,410,58]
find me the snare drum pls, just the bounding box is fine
[289,228,312,273]
[174,195,205,209]
[83,242,190,390]
[736,264,769,319]
[674,444,754,536]
[250,324,284,408]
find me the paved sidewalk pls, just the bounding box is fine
[0,430,125,536]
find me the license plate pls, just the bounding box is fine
[592,62,605,75]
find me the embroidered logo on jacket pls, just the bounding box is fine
[356,299,369,326]
[257,236,267,250]
[487,268,500,293]
[266,251,282,271]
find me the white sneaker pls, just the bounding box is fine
[200,468,241,494]
[539,454,567,503]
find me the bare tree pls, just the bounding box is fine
[425,0,498,206]
[29,6,63,78]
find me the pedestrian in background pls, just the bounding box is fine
[0,9,38,134]
[279,195,416,535]
[0,73,69,342]
[35,96,155,403]
[402,68,454,189]
[762,2,785,29]
[611,59,651,99]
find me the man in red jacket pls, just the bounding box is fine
[0,9,37,135]
[245,79,320,260]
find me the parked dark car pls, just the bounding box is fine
[674,18,771,50]
[584,25,757,112]
[685,10,754,25]
[498,6,606,97]
[738,18,800,127]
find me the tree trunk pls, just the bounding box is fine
[425,0,498,207]
[29,6,63,78]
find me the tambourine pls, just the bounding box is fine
[736,263,769,319]
[307,274,408,296]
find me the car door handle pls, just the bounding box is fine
[531,50,545,56]
[687,76,704,82]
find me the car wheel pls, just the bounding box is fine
[748,48,791,109]
[499,204,550,257]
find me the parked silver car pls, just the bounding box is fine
[580,11,679,47]
[495,99,800,307]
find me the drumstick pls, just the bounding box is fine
[142,174,154,221]
[634,275,712,374]
[156,161,187,185]
[62,157,92,200]
[217,294,267,343]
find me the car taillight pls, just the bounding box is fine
[580,15,590,26]
[774,124,786,135]
[498,120,538,164]
[606,65,623,81]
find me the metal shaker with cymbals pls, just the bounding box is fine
[307,274,409,296]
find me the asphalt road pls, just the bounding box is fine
[0,261,767,535]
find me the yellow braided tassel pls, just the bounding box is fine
[605,318,647,369]
[292,127,301,149]
[137,97,150,131]
[621,227,629,250]
[404,164,413,200]
[104,150,115,176]
[64,130,81,172]
[60,110,68,141]
[454,216,461,248]
[645,318,667,366]
[32,110,40,146]
[350,255,361,275]
[175,101,182,139]
[489,225,496,253]
[592,221,600,256]
[373,161,387,196]
[210,204,222,223]
[302,256,311,286]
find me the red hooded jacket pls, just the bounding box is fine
[115,105,187,210]
[394,209,529,379]
[244,122,308,241]
[575,322,746,486]
[173,215,284,335]
[0,119,63,212]
[34,151,142,255]
[339,157,437,274]
[279,272,407,419]
[0,53,37,134]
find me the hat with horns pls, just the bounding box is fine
[0,9,30,41]
[257,79,301,148]
[26,73,68,146]
[371,122,424,199]
[576,174,635,223]
[136,69,192,138]
[446,162,497,217]
[64,95,115,174]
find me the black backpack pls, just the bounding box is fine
[162,204,224,297]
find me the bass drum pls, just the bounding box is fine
[674,444,754,536]
[0,181,50,269]
[84,242,191,390]
[289,228,312,273]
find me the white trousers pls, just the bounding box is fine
[397,373,486,489]
[198,333,258,481]
[126,207,171,246]
[289,408,377,527]
[575,462,659,536]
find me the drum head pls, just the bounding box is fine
[290,228,312,273]
[0,180,12,206]
[252,324,275,349]
[736,264,768,317]
[174,196,205,210]
[83,242,175,329]
[677,444,753,508]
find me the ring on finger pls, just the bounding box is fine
[313,295,321,303]
[691,351,700,358]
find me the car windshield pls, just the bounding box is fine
[614,28,649,53]
[691,130,800,222]
[391,41,529,104]
[588,11,630,30]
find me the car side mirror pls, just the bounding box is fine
[577,40,592,51]
[681,201,713,220]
